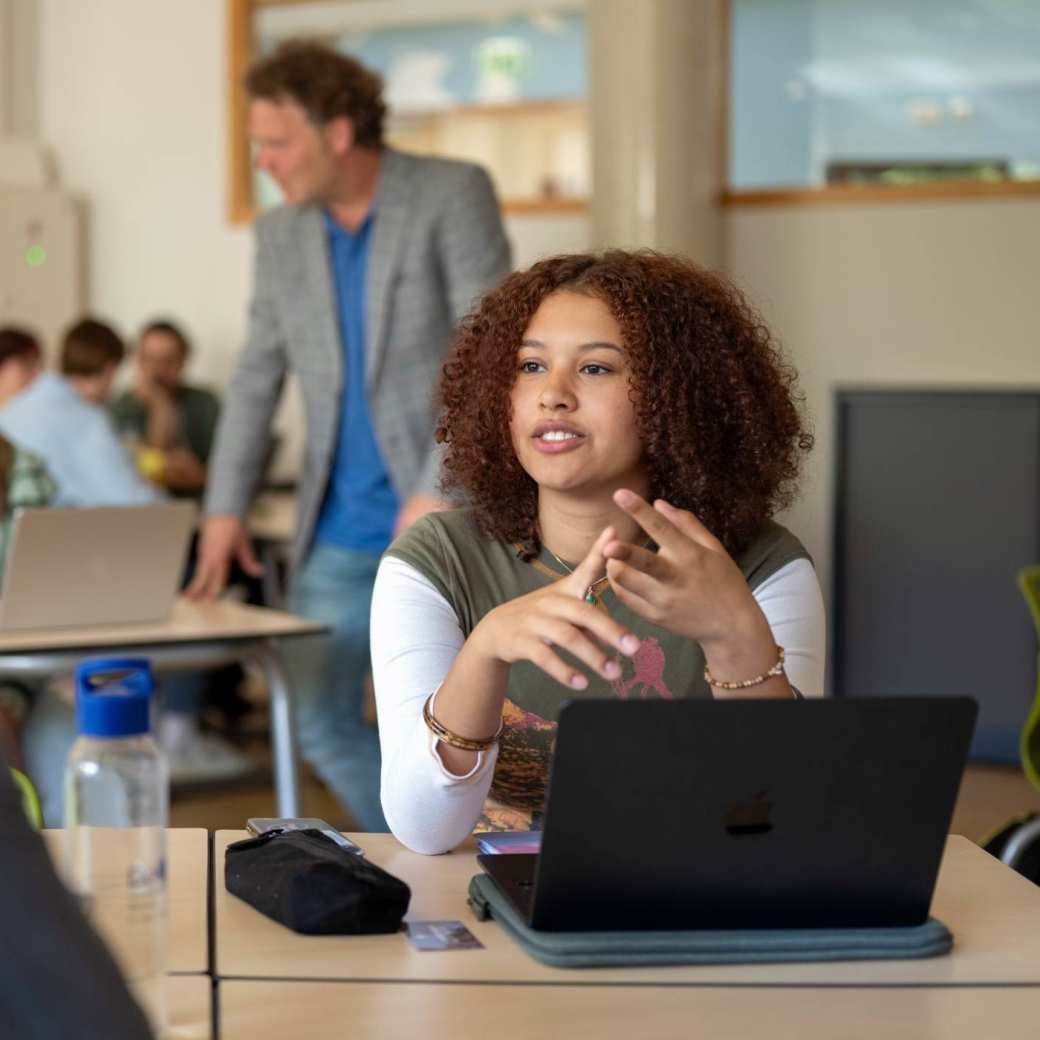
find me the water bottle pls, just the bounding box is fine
[64,657,168,1034]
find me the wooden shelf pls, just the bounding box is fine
[502,196,588,215]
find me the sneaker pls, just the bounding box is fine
[164,730,254,785]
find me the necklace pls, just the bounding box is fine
[542,546,611,605]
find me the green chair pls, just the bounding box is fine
[997,568,1040,869]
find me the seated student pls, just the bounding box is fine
[60,316,123,406]
[108,321,248,781]
[0,322,158,506]
[373,251,826,854]
[0,430,55,775]
[109,320,220,497]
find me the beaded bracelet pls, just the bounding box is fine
[704,645,786,690]
[422,694,504,752]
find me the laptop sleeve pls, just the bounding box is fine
[467,873,952,968]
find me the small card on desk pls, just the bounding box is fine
[406,920,484,952]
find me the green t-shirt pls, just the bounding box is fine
[109,385,220,464]
[387,509,810,831]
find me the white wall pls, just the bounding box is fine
[38,0,252,388]
[726,197,1040,600]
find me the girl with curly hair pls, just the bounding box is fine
[372,250,824,854]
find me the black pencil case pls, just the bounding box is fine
[225,829,411,935]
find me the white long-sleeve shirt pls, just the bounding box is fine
[373,554,826,855]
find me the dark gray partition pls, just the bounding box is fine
[832,390,1040,761]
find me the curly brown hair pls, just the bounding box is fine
[437,250,813,557]
[246,40,386,149]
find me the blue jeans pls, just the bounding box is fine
[284,543,387,831]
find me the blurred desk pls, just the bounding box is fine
[167,975,212,1040]
[44,828,208,974]
[247,491,297,545]
[0,599,325,815]
[214,832,1040,987]
[247,492,298,607]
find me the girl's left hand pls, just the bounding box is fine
[604,489,769,655]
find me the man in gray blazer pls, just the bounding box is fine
[190,42,511,829]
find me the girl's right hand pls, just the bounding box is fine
[471,526,642,689]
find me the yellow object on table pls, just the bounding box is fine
[136,445,166,484]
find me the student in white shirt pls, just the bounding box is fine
[372,250,826,854]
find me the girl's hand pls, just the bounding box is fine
[472,526,642,690]
[604,489,772,658]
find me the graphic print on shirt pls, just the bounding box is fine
[477,639,673,832]
[480,698,556,832]
[610,636,674,699]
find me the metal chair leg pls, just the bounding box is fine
[1000,814,1040,870]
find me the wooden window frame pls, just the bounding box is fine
[225,0,589,224]
[718,0,1040,208]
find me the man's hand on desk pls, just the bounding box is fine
[186,514,264,601]
[394,494,452,536]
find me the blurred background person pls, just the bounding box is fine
[0,321,158,507]
[110,319,221,498]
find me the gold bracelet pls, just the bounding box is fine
[704,645,786,690]
[422,694,503,752]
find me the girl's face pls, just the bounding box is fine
[509,290,648,499]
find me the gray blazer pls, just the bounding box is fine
[205,149,512,568]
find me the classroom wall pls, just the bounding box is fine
[725,196,1040,601]
[37,0,252,388]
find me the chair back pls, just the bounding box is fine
[1016,566,1040,789]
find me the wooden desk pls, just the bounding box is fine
[215,832,1040,987]
[45,828,209,974]
[167,975,212,1040]
[0,598,325,815]
[218,980,1040,1040]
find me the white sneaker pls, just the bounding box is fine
[164,730,254,785]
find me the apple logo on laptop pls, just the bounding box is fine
[724,790,774,837]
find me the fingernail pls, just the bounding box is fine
[621,634,640,654]
[603,660,621,679]
[615,489,634,506]
[570,674,588,690]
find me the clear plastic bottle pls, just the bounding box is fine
[64,657,168,1035]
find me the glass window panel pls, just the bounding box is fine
[730,0,1040,190]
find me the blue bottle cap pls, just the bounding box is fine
[75,657,154,738]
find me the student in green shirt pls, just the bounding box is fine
[109,320,220,497]
[374,250,826,852]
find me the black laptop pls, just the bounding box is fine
[478,697,977,932]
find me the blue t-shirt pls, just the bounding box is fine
[313,212,399,553]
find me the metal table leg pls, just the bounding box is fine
[244,639,300,817]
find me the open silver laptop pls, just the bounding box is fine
[0,503,196,631]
